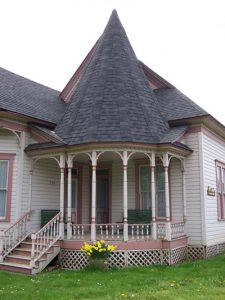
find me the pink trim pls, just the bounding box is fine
[60,236,188,251]
[0,153,15,222]
[215,160,225,220]
[0,120,27,132]
[30,130,47,143]
[162,236,188,249]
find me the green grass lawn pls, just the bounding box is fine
[0,255,225,300]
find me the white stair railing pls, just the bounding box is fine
[0,210,32,262]
[30,212,60,267]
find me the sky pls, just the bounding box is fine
[1,0,225,124]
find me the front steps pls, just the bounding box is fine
[0,237,60,275]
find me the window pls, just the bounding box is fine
[216,162,225,219]
[155,165,166,218]
[0,154,14,222]
[139,164,166,218]
[140,166,151,209]
[0,160,8,218]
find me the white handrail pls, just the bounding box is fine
[30,212,60,267]
[0,210,32,261]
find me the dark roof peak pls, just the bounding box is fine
[55,11,169,145]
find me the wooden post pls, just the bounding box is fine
[91,151,97,241]
[66,154,74,240]
[182,160,187,234]
[0,231,4,262]
[30,233,36,268]
[150,153,157,240]
[123,151,128,242]
[59,155,65,239]
[163,153,171,240]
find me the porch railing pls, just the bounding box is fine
[71,223,152,241]
[70,221,185,241]
[71,224,91,240]
[171,222,185,239]
[0,210,32,261]
[30,212,60,267]
[97,223,123,240]
[128,224,151,240]
[156,221,185,240]
[156,223,166,239]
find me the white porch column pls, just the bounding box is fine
[122,151,128,242]
[182,160,187,234]
[67,155,73,239]
[163,153,171,240]
[150,153,157,240]
[59,154,65,239]
[91,151,98,241]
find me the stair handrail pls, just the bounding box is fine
[30,212,61,267]
[0,210,33,261]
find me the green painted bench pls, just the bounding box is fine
[128,209,152,224]
[41,209,60,228]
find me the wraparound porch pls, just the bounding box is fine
[26,144,189,252]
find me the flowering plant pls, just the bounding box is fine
[81,240,117,260]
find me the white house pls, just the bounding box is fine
[0,10,225,274]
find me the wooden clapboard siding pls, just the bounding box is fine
[0,129,18,228]
[202,130,225,245]
[170,158,183,221]
[183,132,202,244]
[31,158,60,231]
[20,133,35,216]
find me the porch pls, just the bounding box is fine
[29,146,188,244]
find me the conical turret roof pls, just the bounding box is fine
[55,10,169,145]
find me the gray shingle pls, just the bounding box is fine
[55,10,169,145]
[154,88,208,122]
[0,68,65,124]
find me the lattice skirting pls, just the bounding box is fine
[60,247,187,270]
[188,242,225,260]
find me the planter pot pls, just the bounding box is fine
[88,258,108,271]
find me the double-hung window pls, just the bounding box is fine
[139,164,166,218]
[0,160,9,219]
[216,162,225,219]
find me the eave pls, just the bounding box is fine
[25,141,192,158]
[169,115,225,141]
[0,110,56,128]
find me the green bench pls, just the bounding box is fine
[41,209,60,228]
[128,209,152,224]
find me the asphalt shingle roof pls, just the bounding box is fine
[0,10,210,151]
[0,68,65,124]
[55,10,170,145]
[154,88,208,122]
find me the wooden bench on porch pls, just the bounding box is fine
[128,209,152,224]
